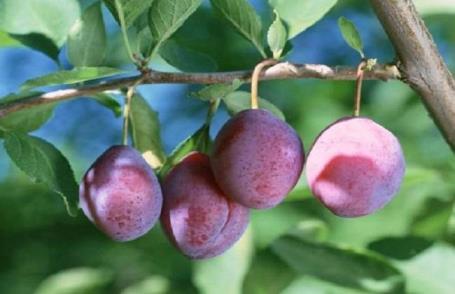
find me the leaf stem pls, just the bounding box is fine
[353,60,367,117]
[251,59,278,109]
[205,98,220,125]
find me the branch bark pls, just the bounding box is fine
[0,63,399,118]
[371,0,455,151]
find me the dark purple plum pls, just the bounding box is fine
[306,117,406,217]
[79,145,163,241]
[161,152,249,259]
[211,109,304,209]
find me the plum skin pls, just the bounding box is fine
[306,117,406,217]
[161,152,249,259]
[211,109,305,209]
[79,145,163,241]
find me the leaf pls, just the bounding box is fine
[0,30,20,47]
[251,200,321,248]
[269,0,337,39]
[104,0,155,28]
[67,2,107,67]
[243,248,297,294]
[414,0,455,15]
[129,94,166,168]
[267,10,287,59]
[0,0,80,47]
[410,197,454,240]
[158,124,210,179]
[192,79,242,101]
[35,268,113,294]
[121,276,170,294]
[194,228,254,294]
[272,235,405,293]
[148,0,203,57]
[398,243,455,294]
[20,67,124,91]
[210,0,266,57]
[160,39,217,72]
[338,16,364,58]
[4,132,79,216]
[90,93,122,117]
[367,236,434,261]
[222,91,285,121]
[0,92,54,137]
[9,33,60,61]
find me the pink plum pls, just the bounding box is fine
[211,109,305,209]
[306,117,405,217]
[80,145,163,241]
[161,152,249,259]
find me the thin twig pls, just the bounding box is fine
[0,63,400,118]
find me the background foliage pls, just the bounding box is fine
[0,0,454,293]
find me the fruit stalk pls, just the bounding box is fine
[251,59,278,109]
[353,60,367,117]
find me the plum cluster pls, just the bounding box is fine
[79,110,405,259]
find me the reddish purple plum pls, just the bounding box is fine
[211,109,304,209]
[161,152,249,259]
[306,117,406,217]
[79,145,163,241]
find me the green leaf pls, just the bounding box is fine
[410,197,454,240]
[251,200,321,248]
[9,33,60,61]
[272,235,405,293]
[269,0,337,39]
[121,276,170,294]
[20,67,124,91]
[0,0,80,47]
[414,0,455,15]
[136,27,154,59]
[398,243,455,294]
[0,31,21,47]
[67,2,107,67]
[367,236,434,261]
[191,79,242,101]
[243,249,297,294]
[129,94,166,169]
[35,268,113,294]
[160,39,217,72]
[222,91,285,121]
[210,0,266,58]
[104,0,155,28]
[194,229,253,294]
[90,93,122,117]
[148,0,202,58]
[338,16,364,58]
[4,132,79,216]
[0,92,55,137]
[267,10,287,59]
[158,124,210,179]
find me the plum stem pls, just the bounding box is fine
[251,59,278,109]
[354,60,367,117]
[122,76,147,145]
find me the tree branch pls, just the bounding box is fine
[0,63,399,118]
[370,0,455,151]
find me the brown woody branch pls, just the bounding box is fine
[371,0,455,151]
[0,63,400,118]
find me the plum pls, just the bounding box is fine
[211,109,304,209]
[306,117,405,217]
[79,145,163,241]
[161,152,249,259]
